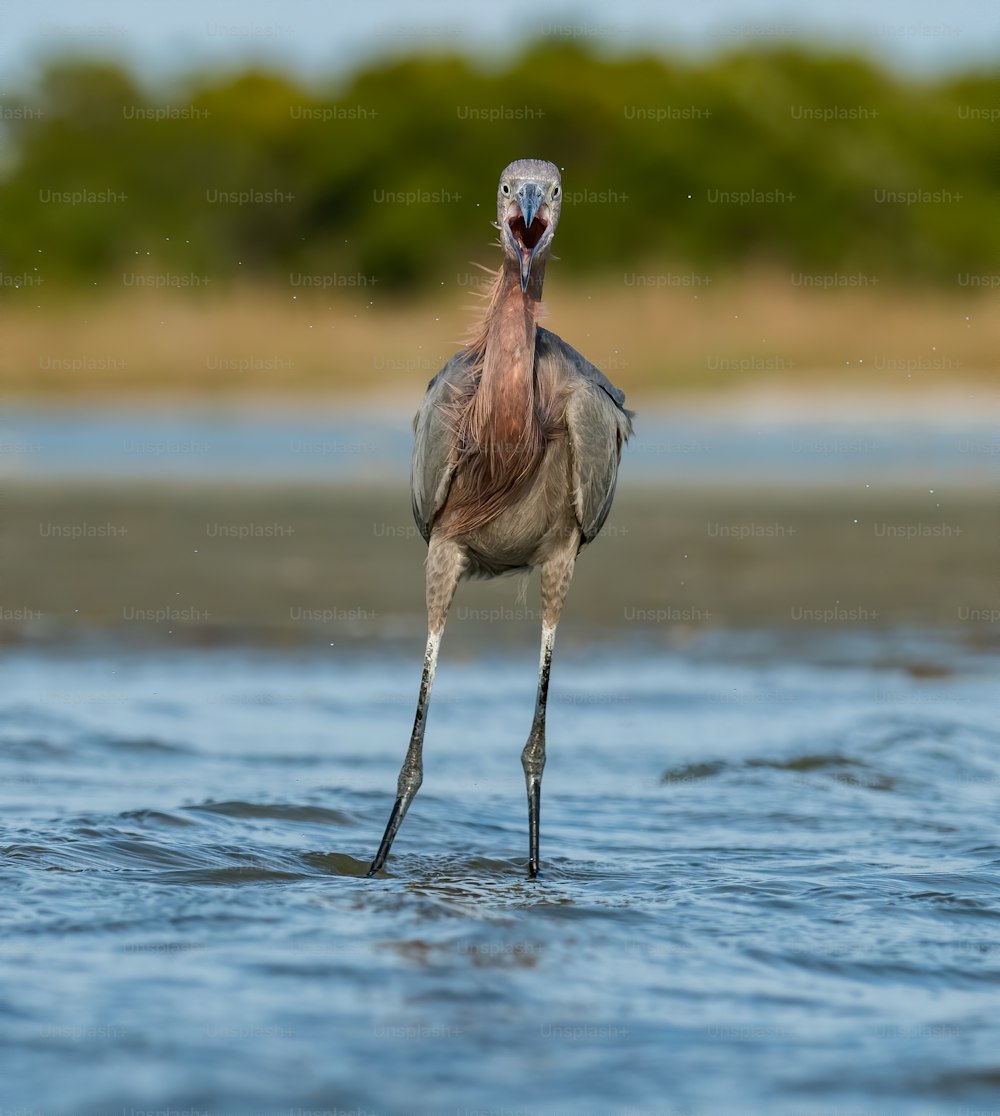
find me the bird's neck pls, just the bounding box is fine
[470,262,541,445]
[442,261,550,537]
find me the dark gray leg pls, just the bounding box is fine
[522,544,576,878]
[522,622,556,878]
[367,537,464,877]
[366,629,441,876]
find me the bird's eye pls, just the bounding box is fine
[501,182,511,196]
[552,185,560,198]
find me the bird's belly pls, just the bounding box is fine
[456,443,579,577]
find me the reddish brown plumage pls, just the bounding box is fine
[439,261,559,538]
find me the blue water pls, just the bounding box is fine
[3,633,1000,1115]
[2,404,997,485]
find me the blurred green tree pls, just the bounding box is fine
[1,45,998,292]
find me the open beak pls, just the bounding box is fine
[506,182,551,292]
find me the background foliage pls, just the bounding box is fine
[2,44,999,293]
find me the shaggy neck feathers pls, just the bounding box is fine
[442,258,551,537]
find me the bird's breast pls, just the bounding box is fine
[454,433,578,576]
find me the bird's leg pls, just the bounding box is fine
[522,623,555,878]
[367,536,464,877]
[522,544,576,878]
[365,630,440,877]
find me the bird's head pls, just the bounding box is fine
[496,158,562,293]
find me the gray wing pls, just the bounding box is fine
[537,327,634,544]
[410,350,477,543]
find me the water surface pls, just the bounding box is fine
[3,403,997,485]
[3,634,1000,1115]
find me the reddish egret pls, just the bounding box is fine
[367,158,632,877]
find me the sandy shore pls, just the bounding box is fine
[2,481,996,647]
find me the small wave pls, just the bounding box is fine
[187,800,354,825]
[3,830,212,873]
[154,865,314,885]
[661,714,1000,795]
[3,826,334,881]
[748,753,898,792]
[662,760,728,783]
[0,731,193,762]
[93,734,193,754]
[661,753,894,790]
[300,851,371,877]
[117,809,195,828]
[0,734,75,761]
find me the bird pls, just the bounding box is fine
[366,158,632,879]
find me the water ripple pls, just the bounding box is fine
[1,640,999,1116]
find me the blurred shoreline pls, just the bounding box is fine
[4,384,1000,419]
[5,283,996,647]
[3,278,999,401]
[3,481,996,648]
